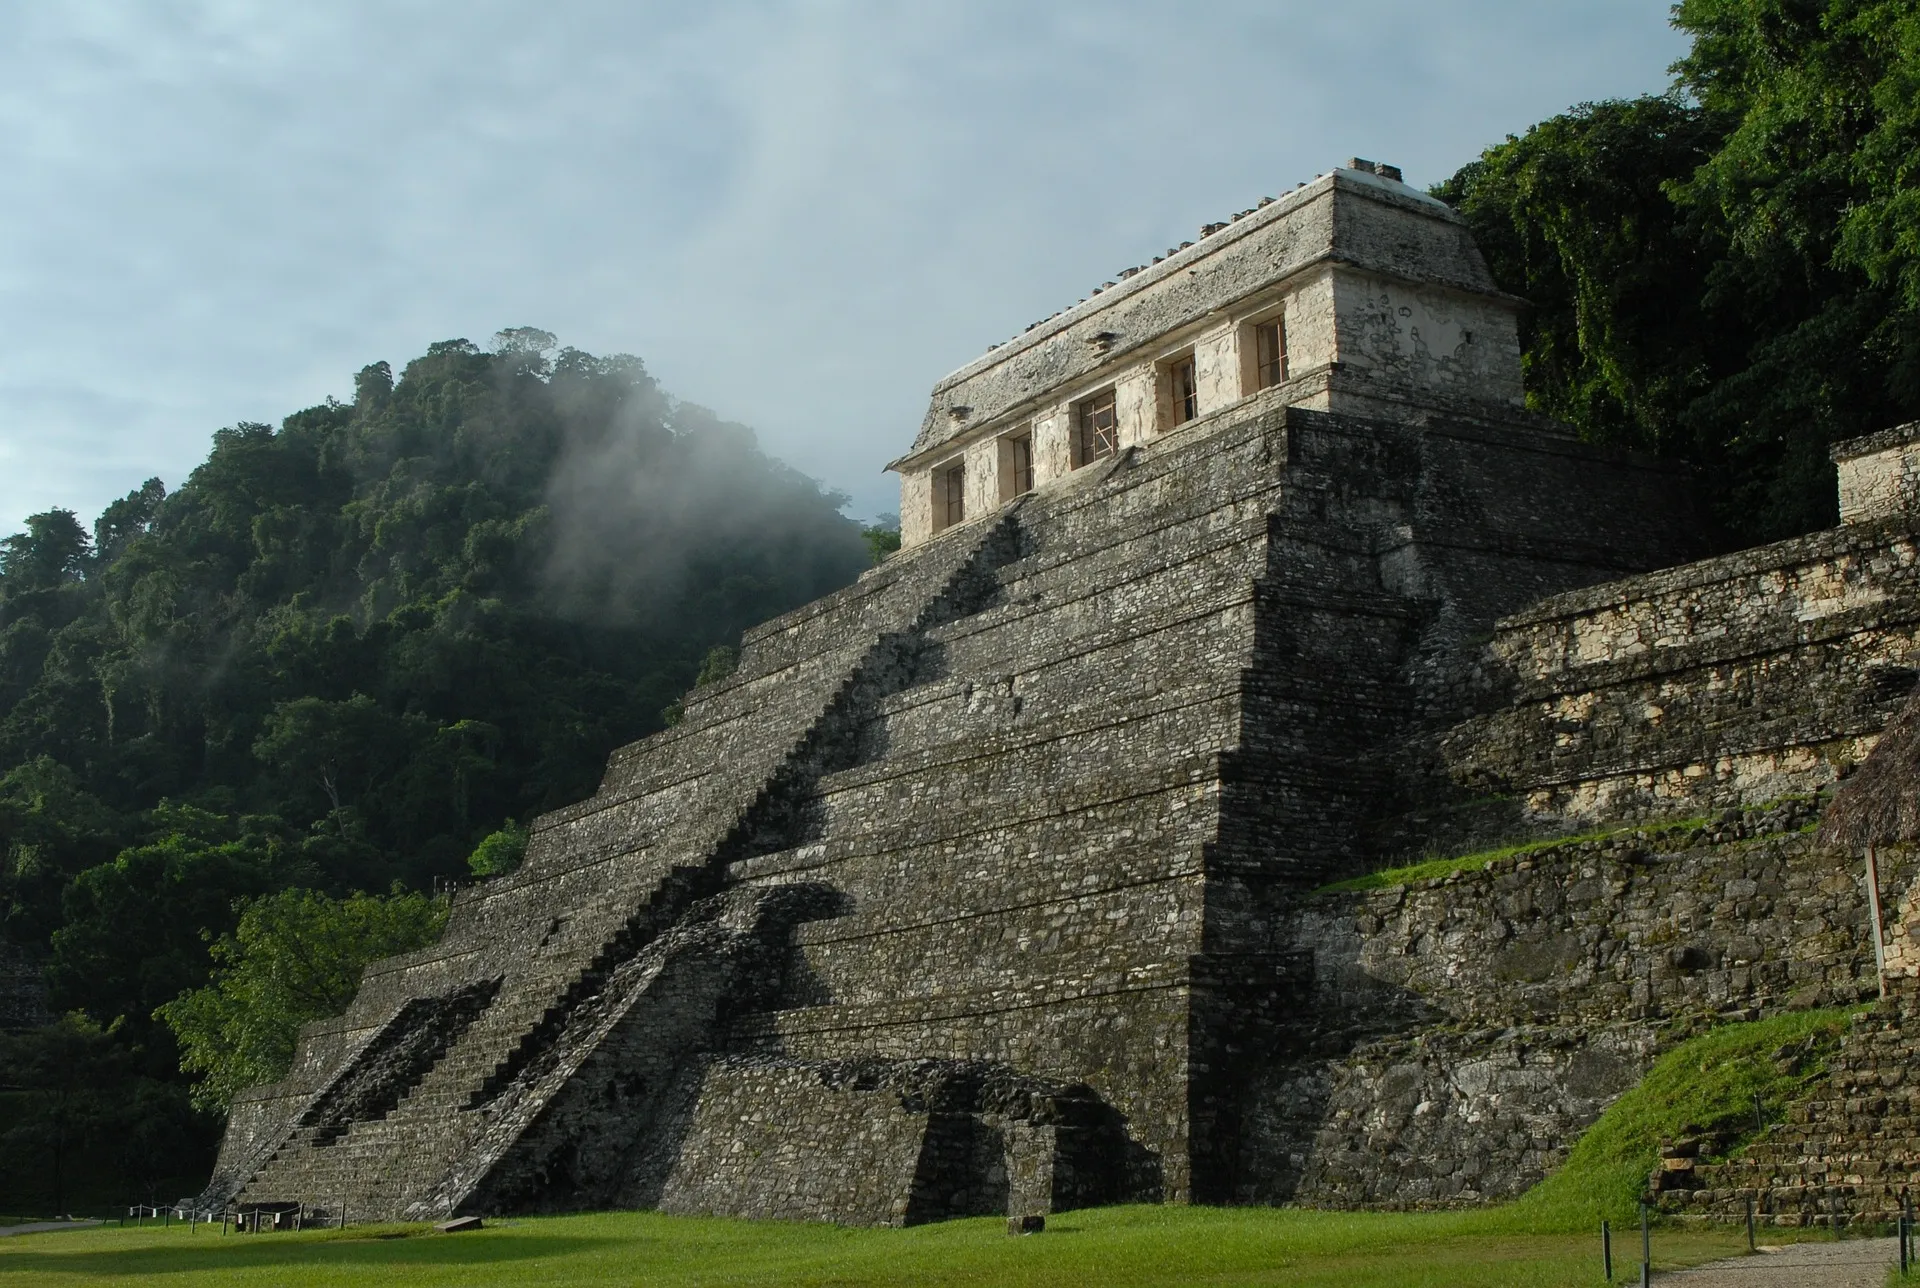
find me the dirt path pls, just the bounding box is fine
[0,1221,101,1238]
[1661,1236,1897,1286]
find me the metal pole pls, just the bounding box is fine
[1640,1201,1652,1288]
[1602,1220,1612,1280]
[1868,845,1889,999]
[1747,1194,1755,1252]
[1753,1091,1764,1134]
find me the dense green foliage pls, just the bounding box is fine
[156,888,449,1112]
[0,1016,206,1215]
[465,821,529,879]
[0,329,869,1204]
[1439,0,1920,543]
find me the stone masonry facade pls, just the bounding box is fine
[203,163,1920,1227]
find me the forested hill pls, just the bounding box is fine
[1437,0,1920,546]
[0,330,870,1047]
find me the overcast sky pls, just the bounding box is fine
[0,1,1688,532]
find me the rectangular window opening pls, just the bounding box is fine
[935,462,966,531]
[1169,356,1198,427]
[1002,432,1034,499]
[1073,390,1119,467]
[1254,318,1289,390]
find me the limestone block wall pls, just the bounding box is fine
[1443,521,1920,825]
[209,511,1030,1217]
[1326,268,1524,407]
[893,167,1530,548]
[650,1058,1125,1225]
[717,400,1695,1207]
[660,1063,935,1225]
[207,387,1705,1224]
[1836,423,1920,525]
[1674,975,1920,1226]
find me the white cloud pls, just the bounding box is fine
[0,0,1686,531]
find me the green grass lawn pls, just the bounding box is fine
[0,1205,1795,1287]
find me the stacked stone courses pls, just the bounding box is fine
[205,169,1920,1227]
[1657,970,1920,1227]
[1445,517,1920,825]
[1253,801,1897,1209]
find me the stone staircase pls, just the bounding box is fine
[210,511,1029,1220]
[1666,982,1920,1227]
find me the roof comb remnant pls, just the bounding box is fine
[1347,158,1404,182]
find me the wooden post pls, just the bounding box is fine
[1640,1200,1652,1288]
[1868,845,1889,1000]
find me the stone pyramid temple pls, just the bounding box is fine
[203,162,1920,1226]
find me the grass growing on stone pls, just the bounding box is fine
[1314,813,1760,894]
[1315,828,1623,892]
[1486,1008,1856,1231]
[0,1205,1771,1287]
[1321,796,1826,896]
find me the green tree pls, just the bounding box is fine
[0,510,91,593]
[466,819,528,877]
[156,887,447,1112]
[47,824,280,1047]
[0,330,870,1198]
[0,1015,125,1214]
[252,694,426,814]
[862,519,902,565]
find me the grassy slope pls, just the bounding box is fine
[1487,1008,1855,1231]
[1317,821,1707,893]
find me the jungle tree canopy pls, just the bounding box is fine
[0,330,869,1042]
[1438,0,1920,545]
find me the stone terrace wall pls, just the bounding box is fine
[720,399,1696,1207]
[1240,803,1898,1208]
[1675,972,1920,1227]
[1443,520,1920,827]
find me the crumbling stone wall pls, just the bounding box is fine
[651,1057,1127,1225]
[1442,520,1920,826]
[1837,422,1920,525]
[1670,970,1920,1227]
[1242,803,1896,1209]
